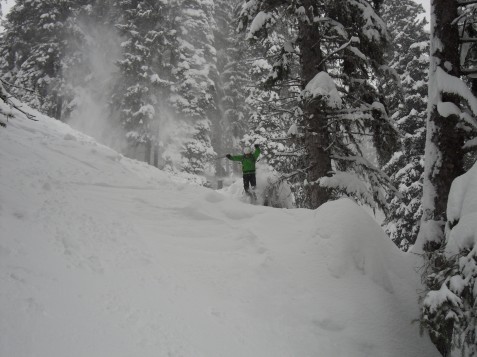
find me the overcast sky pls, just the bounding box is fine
[2,0,431,22]
[1,0,432,34]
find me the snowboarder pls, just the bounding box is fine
[226,144,261,200]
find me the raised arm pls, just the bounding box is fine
[253,144,261,159]
[226,154,243,162]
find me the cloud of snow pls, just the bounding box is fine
[65,20,128,154]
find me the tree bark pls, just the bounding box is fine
[420,0,464,353]
[299,1,332,209]
[422,0,464,249]
[153,143,159,168]
[145,140,152,164]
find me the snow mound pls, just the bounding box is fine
[0,109,438,356]
[314,199,396,291]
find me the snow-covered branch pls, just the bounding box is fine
[458,0,477,6]
[0,81,37,126]
[437,66,477,117]
[317,37,361,68]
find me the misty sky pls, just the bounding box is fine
[2,1,431,23]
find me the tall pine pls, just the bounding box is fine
[214,0,251,161]
[113,0,170,164]
[417,0,477,355]
[170,0,218,174]
[381,0,429,251]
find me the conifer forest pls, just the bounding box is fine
[1,0,477,356]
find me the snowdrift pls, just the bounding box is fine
[0,111,438,356]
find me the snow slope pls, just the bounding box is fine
[0,111,439,356]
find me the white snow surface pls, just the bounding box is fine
[0,111,439,356]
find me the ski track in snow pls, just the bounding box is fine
[0,115,439,357]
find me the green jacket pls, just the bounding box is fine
[228,147,261,174]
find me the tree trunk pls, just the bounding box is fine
[153,143,159,168]
[299,2,332,209]
[145,140,152,164]
[421,0,464,251]
[420,0,464,354]
[55,95,63,121]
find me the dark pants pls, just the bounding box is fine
[243,173,256,192]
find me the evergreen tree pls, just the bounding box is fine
[214,0,251,160]
[170,0,218,174]
[112,0,171,163]
[380,0,429,251]
[239,0,397,210]
[417,1,477,355]
[241,29,304,202]
[0,0,87,120]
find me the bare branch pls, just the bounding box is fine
[460,37,477,43]
[458,0,477,6]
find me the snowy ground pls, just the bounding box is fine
[0,111,439,356]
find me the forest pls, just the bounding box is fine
[0,0,476,356]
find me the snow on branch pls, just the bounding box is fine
[422,283,463,314]
[331,154,402,198]
[319,171,377,208]
[333,154,383,175]
[436,66,477,118]
[246,11,273,40]
[302,72,342,109]
[348,0,387,42]
[0,81,37,126]
[317,37,361,68]
[313,17,349,40]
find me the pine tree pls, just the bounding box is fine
[170,0,218,174]
[241,29,304,200]
[380,0,429,250]
[214,0,251,161]
[239,0,397,210]
[0,0,87,120]
[417,1,477,355]
[112,0,171,163]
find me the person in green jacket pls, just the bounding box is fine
[226,144,261,198]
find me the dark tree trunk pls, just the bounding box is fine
[54,95,63,121]
[299,1,332,209]
[153,143,159,168]
[423,0,464,250]
[422,0,464,354]
[145,140,152,164]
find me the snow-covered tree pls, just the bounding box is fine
[239,0,398,210]
[241,31,304,200]
[170,0,218,174]
[381,0,429,251]
[0,0,87,120]
[112,0,171,163]
[417,1,477,355]
[214,0,251,159]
